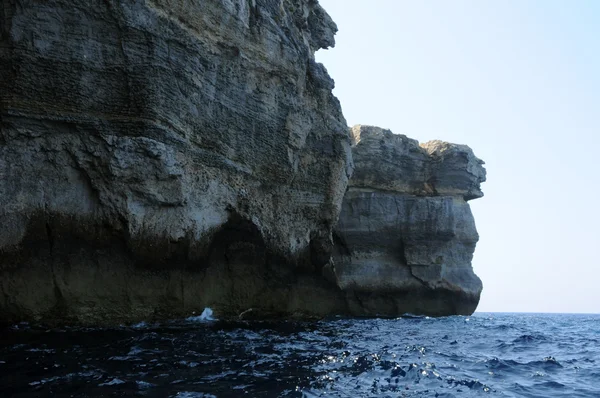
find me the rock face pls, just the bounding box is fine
[0,2,487,324]
[0,0,353,324]
[332,126,486,316]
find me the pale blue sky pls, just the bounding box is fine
[317,0,600,313]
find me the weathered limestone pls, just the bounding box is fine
[0,1,487,324]
[0,0,352,324]
[332,125,486,316]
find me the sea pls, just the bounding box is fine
[1,312,599,397]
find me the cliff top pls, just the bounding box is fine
[349,125,486,200]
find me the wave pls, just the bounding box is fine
[3,313,599,397]
[185,308,215,322]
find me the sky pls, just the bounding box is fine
[316,0,600,314]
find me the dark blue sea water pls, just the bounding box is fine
[1,313,599,397]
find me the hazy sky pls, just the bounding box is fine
[317,0,600,314]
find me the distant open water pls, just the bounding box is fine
[1,313,599,397]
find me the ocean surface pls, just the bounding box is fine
[1,312,599,397]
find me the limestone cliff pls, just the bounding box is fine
[0,0,352,323]
[332,126,486,316]
[0,1,486,324]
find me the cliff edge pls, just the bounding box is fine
[333,125,486,316]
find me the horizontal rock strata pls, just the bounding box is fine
[0,1,487,324]
[332,125,486,316]
[0,0,352,324]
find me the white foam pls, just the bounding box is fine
[99,378,126,386]
[136,380,155,389]
[172,393,217,398]
[186,308,215,322]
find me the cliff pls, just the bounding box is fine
[0,1,486,324]
[0,0,352,323]
[332,126,486,316]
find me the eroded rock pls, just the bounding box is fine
[0,0,352,324]
[333,125,486,316]
[0,2,487,324]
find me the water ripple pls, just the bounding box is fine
[1,313,599,397]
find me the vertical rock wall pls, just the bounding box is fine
[333,126,486,316]
[0,2,487,323]
[0,0,352,323]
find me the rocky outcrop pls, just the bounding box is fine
[0,0,353,324]
[332,126,486,316]
[0,1,487,324]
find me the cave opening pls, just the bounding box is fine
[206,214,267,269]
